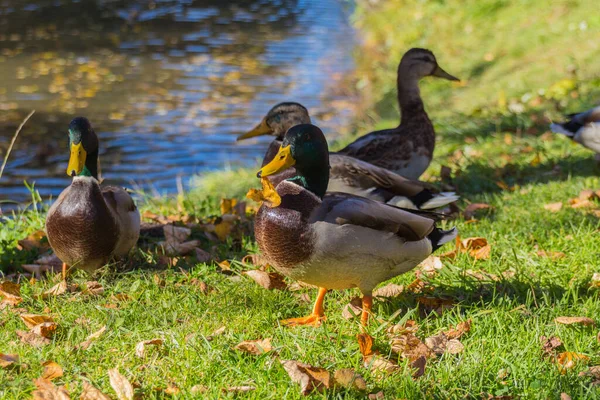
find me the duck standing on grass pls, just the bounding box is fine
[337,48,459,180]
[45,117,140,278]
[253,124,457,326]
[550,105,600,161]
[238,102,458,210]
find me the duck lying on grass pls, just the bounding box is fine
[238,102,458,210]
[45,117,140,278]
[551,105,600,161]
[253,123,457,326]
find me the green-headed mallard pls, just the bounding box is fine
[337,48,458,180]
[45,117,140,277]
[253,123,457,326]
[551,105,600,160]
[238,102,458,210]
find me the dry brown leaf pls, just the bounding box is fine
[536,250,566,260]
[333,368,367,391]
[159,240,201,256]
[224,386,256,393]
[373,283,404,298]
[368,391,385,400]
[444,320,472,340]
[364,355,400,377]
[0,281,22,306]
[544,202,563,212]
[554,316,595,326]
[41,361,63,380]
[280,359,331,395]
[32,378,70,400]
[246,178,281,208]
[411,356,427,379]
[163,383,180,395]
[357,333,374,358]
[217,260,231,272]
[194,248,212,263]
[342,297,362,320]
[540,336,563,356]
[405,278,428,294]
[555,352,589,373]
[234,338,272,355]
[190,385,208,395]
[135,338,163,358]
[570,198,595,209]
[460,237,491,260]
[76,326,107,350]
[243,269,287,290]
[163,225,191,243]
[189,278,210,294]
[31,322,57,338]
[417,296,455,316]
[390,332,433,361]
[108,368,134,400]
[424,333,448,355]
[446,339,464,354]
[206,326,226,341]
[20,314,55,329]
[16,330,50,347]
[80,381,111,400]
[18,230,49,252]
[83,281,104,296]
[387,320,419,336]
[42,281,67,298]
[463,203,491,220]
[419,256,443,276]
[0,353,19,368]
[579,365,600,379]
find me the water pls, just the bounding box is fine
[0,0,355,206]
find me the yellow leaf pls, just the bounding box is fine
[20,314,54,329]
[135,338,163,358]
[234,338,273,355]
[41,361,63,380]
[108,368,134,400]
[80,381,111,400]
[554,316,595,326]
[246,178,281,207]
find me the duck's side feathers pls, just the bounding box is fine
[389,191,460,210]
[428,227,458,252]
[102,186,140,256]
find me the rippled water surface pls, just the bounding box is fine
[0,0,355,205]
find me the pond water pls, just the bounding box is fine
[0,0,355,207]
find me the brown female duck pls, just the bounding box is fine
[45,117,140,277]
[253,123,457,326]
[238,102,458,209]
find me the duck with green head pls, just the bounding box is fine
[254,124,457,326]
[238,102,458,210]
[45,117,140,278]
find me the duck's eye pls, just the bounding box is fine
[279,155,285,160]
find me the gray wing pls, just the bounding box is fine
[311,192,435,241]
[572,106,600,125]
[329,154,434,197]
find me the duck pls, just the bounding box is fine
[550,105,600,160]
[337,48,459,180]
[253,123,457,326]
[238,102,458,210]
[45,117,140,278]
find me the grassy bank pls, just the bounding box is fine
[3,0,600,398]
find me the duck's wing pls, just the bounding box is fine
[311,192,436,241]
[573,105,600,125]
[551,106,600,137]
[102,186,140,256]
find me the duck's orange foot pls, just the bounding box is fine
[281,314,326,327]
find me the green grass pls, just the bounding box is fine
[3,0,600,398]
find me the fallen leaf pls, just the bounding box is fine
[42,281,67,298]
[234,338,272,355]
[206,326,226,341]
[540,336,563,356]
[444,320,472,340]
[544,202,563,212]
[333,368,367,391]
[159,240,201,256]
[80,381,111,400]
[390,332,433,361]
[0,353,19,369]
[364,355,400,376]
[246,178,281,208]
[579,365,600,379]
[280,359,331,395]
[405,278,428,294]
[561,393,572,400]
[570,198,595,209]
[446,339,464,354]
[32,378,70,400]
[189,278,210,294]
[164,383,180,395]
[244,270,287,290]
[108,368,134,400]
[387,320,419,335]
[357,333,374,357]
[373,283,404,298]
[41,361,63,380]
[536,250,566,260]
[135,338,163,358]
[460,237,491,260]
[163,224,191,243]
[411,356,427,379]
[16,330,50,347]
[555,316,595,326]
[217,260,231,272]
[368,391,385,400]
[76,326,107,350]
[224,386,256,393]
[20,314,55,329]
[220,198,237,215]
[555,352,589,373]
[190,385,208,394]
[18,230,49,252]
[84,281,104,296]
[342,297,362,320]
[463,203,491,220]
[417,296,455,316]
[214,220,233,241]
[0,281,22,306]
[419,256,443,276]
[424,333,448,355]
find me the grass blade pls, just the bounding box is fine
[0,110,35,181]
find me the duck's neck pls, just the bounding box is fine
[397,75,425,125]
[288,166,329,199]
[80,150,99,179]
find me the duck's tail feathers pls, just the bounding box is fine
[420,192,460,210]
[550,122,576,138]
[429,227,458,252]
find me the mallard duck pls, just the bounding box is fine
[550,105,600,160]
[45,117,140,278]
[238,102,458,210]
[254,123,457,326]
[337,48,459,180]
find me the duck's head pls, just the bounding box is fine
[399,48,459,82]
[258,124,329,198]
[237,102,311,141]
[67,117,99,178]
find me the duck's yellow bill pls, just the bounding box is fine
[257,145,295,178]
[237,118,272,141]
[67,142,86,177]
